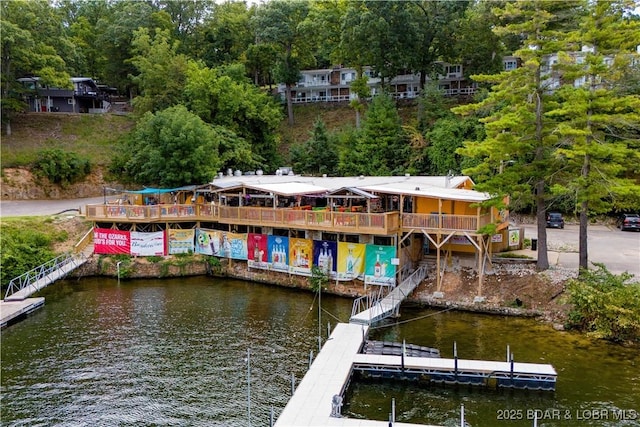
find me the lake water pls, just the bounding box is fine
[1,277,638,426]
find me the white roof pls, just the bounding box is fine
[208,174,487,201]
[243,182,328,196]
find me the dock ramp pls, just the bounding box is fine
[4,251,90,301]
[350,264,427,325]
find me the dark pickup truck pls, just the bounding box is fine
[617,213,640,231]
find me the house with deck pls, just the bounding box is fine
[85,173,515,297]
[17,77,111,113]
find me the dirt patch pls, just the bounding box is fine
[412,263,573,324]
[1,167,115,200]
[49,216,93,253]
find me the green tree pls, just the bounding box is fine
[546,0,640,270]
[454,1,584,271]
[197,1,252,67]
[341,93,408,176]
[424,116,483,176]
[183,62,282,171]
[290,118,339,176]
[301,0,348,68]
[121,105,222,187]
[1,0,70,135]
[455,1,506,78]
[95,1,163,96]
[129,28,189,114]
[408,0,469,89]
[339,1,414,87]
[253,0,310,125]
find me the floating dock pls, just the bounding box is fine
[0,297,45,328]
[274,322,557,426]
[274,323,442,427]
[353,354,557,391]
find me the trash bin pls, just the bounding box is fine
[531,238,537,251]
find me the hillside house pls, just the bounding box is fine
[17,77,112,113]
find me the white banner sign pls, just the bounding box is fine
[131,231,165,256]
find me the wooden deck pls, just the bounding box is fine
[85,204,491,235]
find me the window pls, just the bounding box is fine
[505,60,517,70]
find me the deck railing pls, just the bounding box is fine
[85,204,489,233]
[401,213,491,232]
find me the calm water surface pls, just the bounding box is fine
[1,277,638,427]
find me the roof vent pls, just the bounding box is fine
[359,175,365,179]
[405,173,410,177]
[234,170,242,176]
[415,187,420,191]
[256,169,263,176]
[227,168,233,176]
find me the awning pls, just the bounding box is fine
[123,185,196,194]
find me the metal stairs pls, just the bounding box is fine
[349,262,428,325]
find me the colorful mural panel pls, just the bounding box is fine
[313,240,337,278]
[290,238,313,276]
[337,242,365,281]
[167,229,195,254]
[195,228,221,255]
[248,233,268,269]
[226,232,248,260]
[364,244,396,286]
[268,235,289,272]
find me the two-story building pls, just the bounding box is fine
[278,62,477,104]
[17,77,112,113]
[85,173,516,297]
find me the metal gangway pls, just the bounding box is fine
[4,251,90,301]
[349,263,428,325]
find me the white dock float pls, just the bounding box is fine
[274,322,443,427]
[352,354,557,390]
[0,297,45,328]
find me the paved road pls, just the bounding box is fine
[522,224,640,277]
[0,196,109,217]
[2,198,638,277]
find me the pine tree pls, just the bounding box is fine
[454,1,584,270]
[546,0,640,270]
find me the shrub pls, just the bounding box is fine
[32,148,91,186]
[566,264,640,343]
[0,230,56,288]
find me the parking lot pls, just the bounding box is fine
[522,223,640,277]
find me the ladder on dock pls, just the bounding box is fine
[4,250,91,301]
[349,263,428,325]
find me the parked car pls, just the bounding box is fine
[546,212,565,229]
[617,213,640,231]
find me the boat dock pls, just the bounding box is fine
[0,297,45,328]
[353,354,557,390]
[274,322,443,427]
[275,322,557,426]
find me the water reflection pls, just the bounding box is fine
[1,278,638,427]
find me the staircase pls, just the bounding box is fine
[349,263,428,325]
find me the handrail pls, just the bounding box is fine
[4,252,87,299]
[74,226,94,254]
[84,203,492,233]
